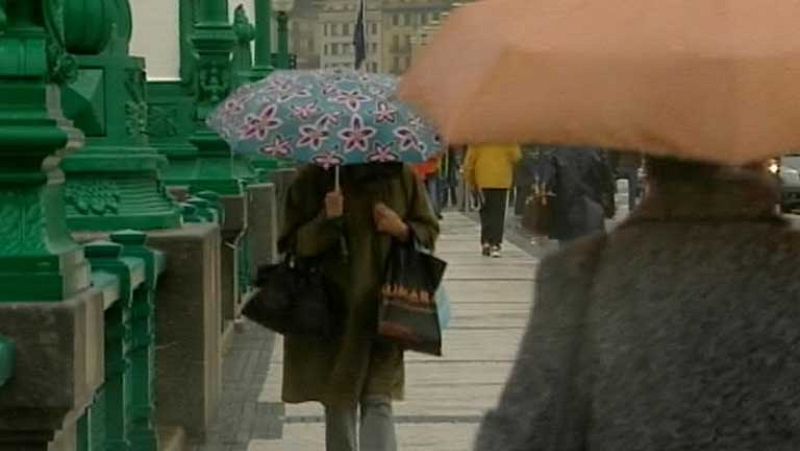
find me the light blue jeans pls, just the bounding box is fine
[324,396,397,451]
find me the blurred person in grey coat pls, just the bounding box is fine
[475,156,800,451]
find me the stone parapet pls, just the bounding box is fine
[0,289,105,450]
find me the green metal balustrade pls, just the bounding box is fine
[78,234,164,451]
[0,338,14,389]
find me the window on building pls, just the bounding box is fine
[421,14,428,25]
[371,23,379,35]
[392,35,400,51]
[371,42,378,54]
[324,44,329,55]
[331,23,339,36]
[433,11,441,21]
[324,23,329,36]
[331,43,339,55]
[405,35,412,50]
[392,14,400,26]
[403,13,412,26]
[393,56,400,73]
[343,23,350,36]
[371,62,378,72]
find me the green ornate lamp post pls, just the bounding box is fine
[61,0,182,232]
[273,0,295,70]
[0,0,97,302]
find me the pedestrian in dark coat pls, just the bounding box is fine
[474,157,800,451]
[514,145,545,216]
[540,147,616,244]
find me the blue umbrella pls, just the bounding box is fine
[208,69,442,169]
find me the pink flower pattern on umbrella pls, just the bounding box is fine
[339,115,377,153]
[317,112,341,129]
[260,135,292,157]
[209,69,441,166]
[312,152,344,169]
[332,89,371,112]
[321,84,339,96]
[374,102,398,124]
[223,97,248,115]
[368,142,400,162]
[394,127,423,152]
[239,105,283,140]
[264,79,311,102]
[297,124,330,150]
[292,102,320,120]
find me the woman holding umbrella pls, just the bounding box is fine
[280,162,438,451]
[208,69,443,451]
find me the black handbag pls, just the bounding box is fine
[378,239,447,356]
[243,255,337,338]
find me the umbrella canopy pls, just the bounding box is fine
[209,69,441,168]
[398,0,800,164]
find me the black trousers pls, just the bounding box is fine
[480,189,508,246]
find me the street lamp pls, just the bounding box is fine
[272,0,295,69]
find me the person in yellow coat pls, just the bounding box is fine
[464,144,522,257]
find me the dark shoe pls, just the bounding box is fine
[482,244,491,257]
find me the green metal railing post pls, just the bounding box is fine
[0,337,14,388]
[84,241,141,451]
[110,231,164,451]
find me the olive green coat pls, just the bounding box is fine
[278,164,439,407]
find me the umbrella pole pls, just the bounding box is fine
[335,165,341,192]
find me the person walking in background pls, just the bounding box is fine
[279,163,439,451]
[464,143,522,257]
[474,156,800,450]
[514,145,546,217]
[539,147,616,246]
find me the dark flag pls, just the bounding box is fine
[353,0,367,70]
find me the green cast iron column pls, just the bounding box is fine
[62,0,182,232]
[188,0,251,195]
[0,0,92,302]
[232,5,255,86]
[276,11,290,70]
[251,0,274,79]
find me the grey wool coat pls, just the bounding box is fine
[475,173,800,450]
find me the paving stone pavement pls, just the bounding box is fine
[192,321,281,451]
[243,212,540,450]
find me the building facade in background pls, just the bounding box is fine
[295,0,454,74]
[313,0,383,72]
[381,0,449,74]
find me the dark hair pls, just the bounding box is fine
[645,156,722,184]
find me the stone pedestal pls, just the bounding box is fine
[219,195,246,334]
[144,224,222,442]
[247,183,279,269]
[269,168,297,232]
[0,291,105,451]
